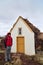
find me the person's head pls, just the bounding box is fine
[7,32,11,36]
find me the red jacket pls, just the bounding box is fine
[5,35,12,46]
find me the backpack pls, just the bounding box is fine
[1,37,7,48]
[4,39,6,48]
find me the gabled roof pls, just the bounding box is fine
[10,16,40,34]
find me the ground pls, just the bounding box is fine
[0,53,43,65]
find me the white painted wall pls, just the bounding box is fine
[11,18,35,55]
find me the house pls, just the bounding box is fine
[0,37,5,50]
[0,37,3,42]
[38,33,43,40]
[10,16,40,55]
[38,33,43,51]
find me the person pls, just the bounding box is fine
[5,32,13,62]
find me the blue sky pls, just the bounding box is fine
[0,0,43,36]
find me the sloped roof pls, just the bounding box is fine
[10,16,40,34]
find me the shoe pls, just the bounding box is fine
[8,59,12,63]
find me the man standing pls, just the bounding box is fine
[5,32,13,62]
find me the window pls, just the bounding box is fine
[18,28,22,35]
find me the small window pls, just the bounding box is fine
[18,28,22,35]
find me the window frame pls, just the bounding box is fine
[18,28,22,35]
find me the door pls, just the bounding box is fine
[17,37,24,53]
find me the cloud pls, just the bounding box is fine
[0,0,43,36]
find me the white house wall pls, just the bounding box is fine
[11,18,35,55]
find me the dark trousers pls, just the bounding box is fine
[5,46,11,61]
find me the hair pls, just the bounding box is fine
[7,32,11,35]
